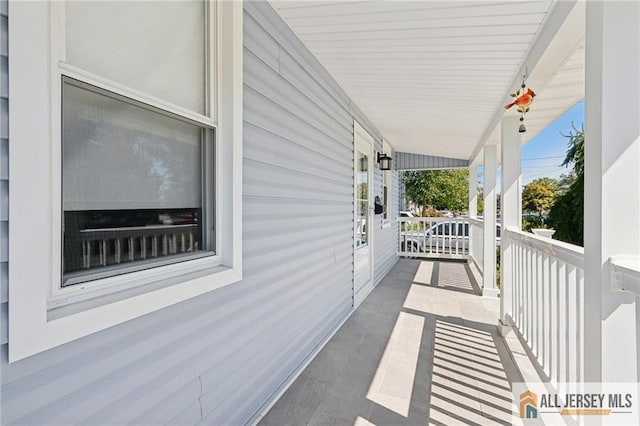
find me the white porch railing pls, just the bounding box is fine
[503,228,585,389]
[469,217,484,274]
[397,217,469,259]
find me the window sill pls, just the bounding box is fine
[48,255,226,318]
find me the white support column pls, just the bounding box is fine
[584,0,639,384]
[500,116,522,329]
[469,163,478,219]
[468,163,478,262]
[483,145,498,297]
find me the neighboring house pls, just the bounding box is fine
[2,1,639,425]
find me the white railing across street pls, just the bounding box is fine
[397,217,470,259]
[503,227,585,390]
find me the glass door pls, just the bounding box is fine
[354,121,373,307]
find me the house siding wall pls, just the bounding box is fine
[0,2,397,425]
[1,0,8,347]
[395,151,469,170]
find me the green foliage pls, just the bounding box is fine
[547,124,584,246]
[522,177,558,215]
[403,169,469,215]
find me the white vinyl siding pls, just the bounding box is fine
[0,0,8,346]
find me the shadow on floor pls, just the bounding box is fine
[259,259,523,426]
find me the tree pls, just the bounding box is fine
[522,177,558,216]
[547,124,584,246]
[403,169,469,215]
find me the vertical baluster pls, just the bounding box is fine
[141,236,147,259]
[567,265,578,392]
[531,249,536,351]
[100,239,107,266]
[128,237,134,262]
[152,236,158,257]
[162,235,168,256]
[83,241,90,269]
[189,233,194,251]
[512,239,518,326]
[519,242,524,329]
[115,238,121,264]
[558,261,567,396]
[181,233,186,253]
[577,268,584,383]
[542,253,550,377]
[549,255,558,386]
[525,246,531,342]
[537,251,543,363]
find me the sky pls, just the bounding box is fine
[521,100,585,185]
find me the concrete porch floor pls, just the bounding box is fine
[259,259,523,426]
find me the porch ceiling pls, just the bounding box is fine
[271,1,584,160]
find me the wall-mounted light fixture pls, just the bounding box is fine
[377,152,392,170]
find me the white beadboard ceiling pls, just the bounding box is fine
[271,0,585,160]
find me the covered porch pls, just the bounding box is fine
[259,259,522,425]
[260,0,640,424]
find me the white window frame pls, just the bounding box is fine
[381,140,393,228]
[8,0,243,362]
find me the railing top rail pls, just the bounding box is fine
[504,227,584,269]
[610,256,640,296]
[468,217,484,225]
[397,216,469,223]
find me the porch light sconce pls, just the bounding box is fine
[377,152,392,170]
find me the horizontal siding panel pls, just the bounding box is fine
[244,51,352,143]
[0,302,6,344]
[1,56,7,97]
[396,151,469,170]
[0,15,6,57]
[199,294,351,424]
[132,378,202,425]
[244,160,351,202]
[168,401,202,426]
[244,88,352,163]
[278,50,351,129]
[244,13,280,73]
[1,262,7,303]
[243,2,351,110]
[0,98,7,140]
[244,123,352,184]
[0,221,7,262]
[1,180,7,221]
[0,138,7,180]
[75,367,203,425]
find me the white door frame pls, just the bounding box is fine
[353,120,375,308]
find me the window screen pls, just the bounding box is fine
[62,78,213,283]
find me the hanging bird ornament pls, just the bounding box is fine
[505,78,536,133]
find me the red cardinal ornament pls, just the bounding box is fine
[504,88,536,110]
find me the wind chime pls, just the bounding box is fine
[504,76,536,133]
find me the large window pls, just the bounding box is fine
[8,0,243,361]
[62,78,214,284]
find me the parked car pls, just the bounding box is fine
[400,220,501,254]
